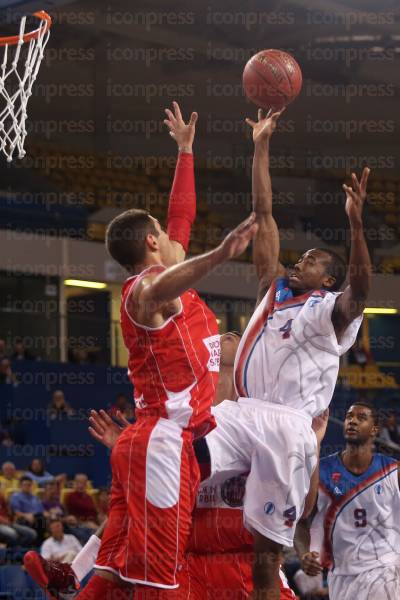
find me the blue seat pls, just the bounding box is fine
[0,565,46,599]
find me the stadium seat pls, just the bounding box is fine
[0,565,46,599]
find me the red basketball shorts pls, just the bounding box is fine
[185,552,296,599]
[95,416,199,589]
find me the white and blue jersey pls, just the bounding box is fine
[234,278,362,418]
[313,452,400,576]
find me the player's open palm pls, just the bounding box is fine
[164,100,198,151]
[245,108,284,144]
[220,213,258,260]
[343,167,370,225]
[88,409,129,449]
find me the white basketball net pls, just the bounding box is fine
[0,14,50,162]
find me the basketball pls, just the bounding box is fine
[242,49,302,110]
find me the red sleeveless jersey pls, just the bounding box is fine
[120,266,220,438]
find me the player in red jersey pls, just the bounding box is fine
[25,333,300,600]
[70,103,258,599]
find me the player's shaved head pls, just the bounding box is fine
[317,248,347,291]
[106,209,159,272]
[290,248,346,294]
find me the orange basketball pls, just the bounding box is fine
[243,49,302,110]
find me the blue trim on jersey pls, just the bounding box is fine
[243,321,269,396]
[320,452,397,496]
[274,278,293,303]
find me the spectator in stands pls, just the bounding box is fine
[0,358,18,385]
[380,412,400,449]
[0,462,19,492]
[42,481,64,520]
[12,338,36,361]
[108,393,134,421]
[0,489,37,546]
[47,390,74,421]
[96,488,109,524]
[0,339,8,361]
[0,430,14,447]
[42,481,92,545]
[9,476,46,543]
[68,348,88,364]
[41,519,82,563]
[64,474,98,531]
[24,459,54,487]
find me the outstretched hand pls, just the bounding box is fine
[245,108,284,145]
[343,167,370,225]
[219,213,259,260]
[164,100,198,152]
[88,409,130,449]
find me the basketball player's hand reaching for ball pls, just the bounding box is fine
[343,167,370,226]
[245,107,285,145]
[164,100,198,153]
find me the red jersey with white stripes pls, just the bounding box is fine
[120,265,220,438]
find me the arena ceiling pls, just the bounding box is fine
[1,0,398,161]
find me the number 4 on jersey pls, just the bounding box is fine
[279,319,293,339]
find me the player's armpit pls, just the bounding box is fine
[331,285,366,340]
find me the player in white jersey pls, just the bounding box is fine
[205,109,372,598]
[295,402,400,600]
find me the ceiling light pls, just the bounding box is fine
[64,279,107,289]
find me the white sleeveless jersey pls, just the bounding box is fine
[234,278,362,418]
[313,452,400,576]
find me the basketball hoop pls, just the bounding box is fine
[0,11,51,162]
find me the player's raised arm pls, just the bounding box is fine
[246,109,286,304]
[164,101,198,263]
[332,167,372,340]
[132,214,257,326]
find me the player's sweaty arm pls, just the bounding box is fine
[246,109,286,305]
[164,101,198,263]
[134,214,258,322]
[332,168,372,340]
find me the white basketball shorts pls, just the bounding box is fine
[328,564,400,600]
[206,398,318,547]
